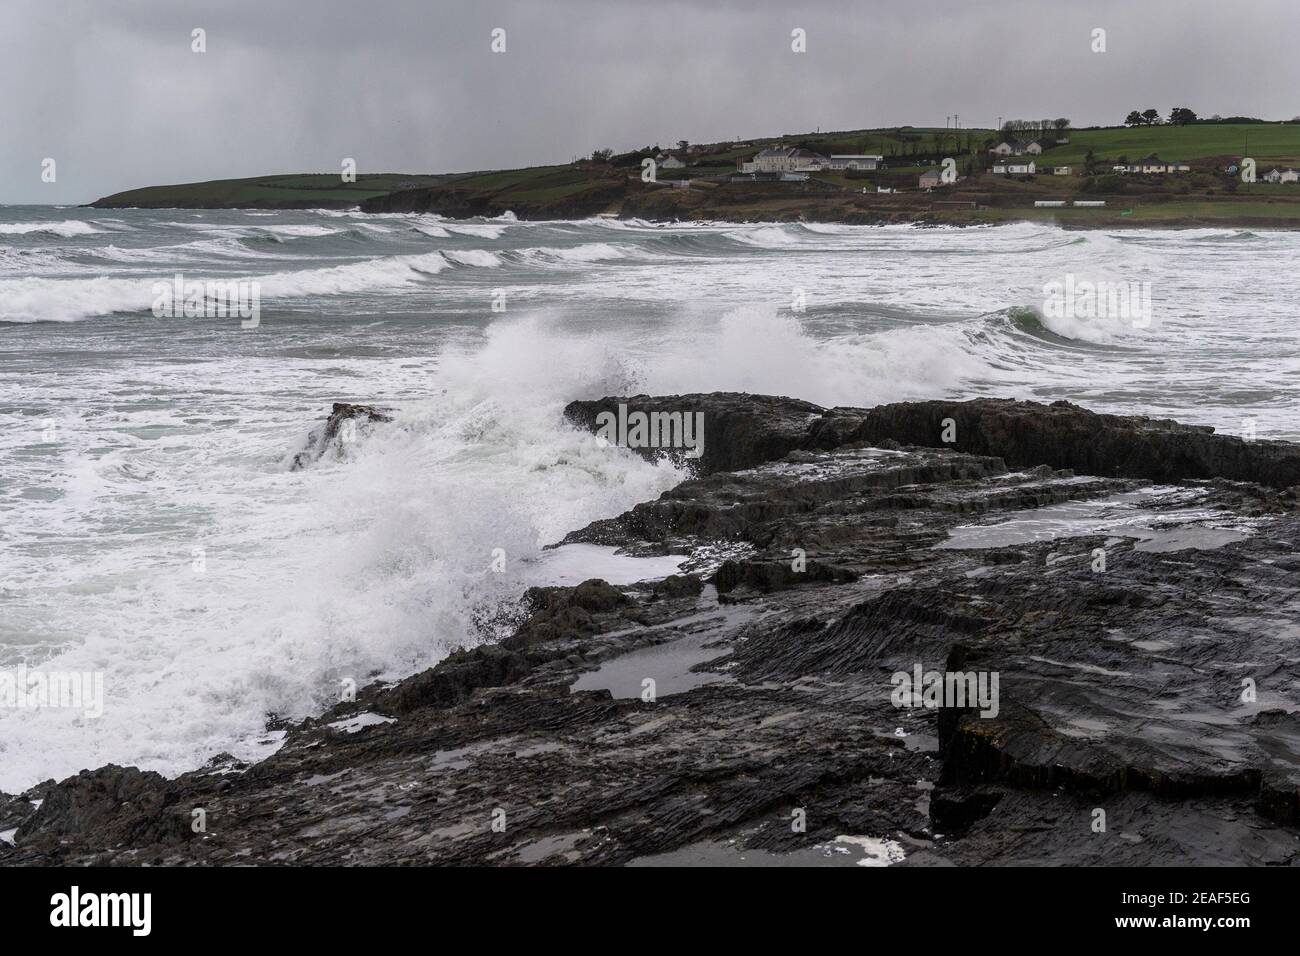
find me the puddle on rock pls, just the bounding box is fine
[936,488,1254,553]
[571,630,731,699]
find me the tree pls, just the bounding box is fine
[1141,108,1160,125]
[590,148,614,162]
[1054,118,1071,133]
[677,140,689,151]
[1084,147,1099,176]
[1125,110,1143,127]
[1169,107,1197,126]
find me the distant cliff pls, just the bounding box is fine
[360,166,627,219]
[89,173,450,209]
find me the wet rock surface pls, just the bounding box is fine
[4,393,1299,866]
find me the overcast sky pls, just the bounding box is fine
[3,0,1298,204]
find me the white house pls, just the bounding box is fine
[992,160,1036,175]
[825,154,883,171]
[660,155,686,170]
[1283,169,1300,184]
[919,169,943,188]
[1052,166,1072,176]
[750,147,829,173]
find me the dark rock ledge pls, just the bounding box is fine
[3,394,1299,866]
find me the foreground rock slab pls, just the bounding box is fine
[3,394,1298,866]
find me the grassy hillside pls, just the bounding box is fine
[91,173,454,209]
[361,163,626,217]
[1034,124,1300,166]
[86,123,1300,225]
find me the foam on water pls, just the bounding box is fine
[0,315,684,790]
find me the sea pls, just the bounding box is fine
[1,205,1296,791]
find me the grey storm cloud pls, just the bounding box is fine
[2,0,1298,203]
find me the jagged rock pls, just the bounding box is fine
[503,579,636,648]
[565,393,1300,488]
[373,645,532,715]
[565,392,825,474]
[15,766,187,854]
[713,557,858,599]
[827,398,1300,489]
[290,402,393,471]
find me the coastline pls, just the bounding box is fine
[82,196,1300,231]
[4,393,1298,865]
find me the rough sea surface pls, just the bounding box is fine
[1,205,1296,791]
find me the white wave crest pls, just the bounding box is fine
[0,220,101,237]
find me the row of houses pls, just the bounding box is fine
[1263,167,1300,183]
[1111,156,1191,174]
[990,139,1046,156]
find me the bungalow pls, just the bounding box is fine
[660,155,686,170]
[1262,167,1298,183]
[825,154,883,171]
[992,160,1036,175]
[919,169,943,188]
[1051,166,1072,176]
[989,139,1043,156]
[1283,169,1300,184]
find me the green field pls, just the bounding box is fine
[1032,124,1300,167]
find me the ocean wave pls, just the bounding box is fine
[444,249,503,267]
[443,222,507,239]
[0,251,454,322]
[255,224,341,238]
[726,224,803,247]
[518,242,628,264]
[0,220,102,238]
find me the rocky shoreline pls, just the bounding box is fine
[3,393,1299,866]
